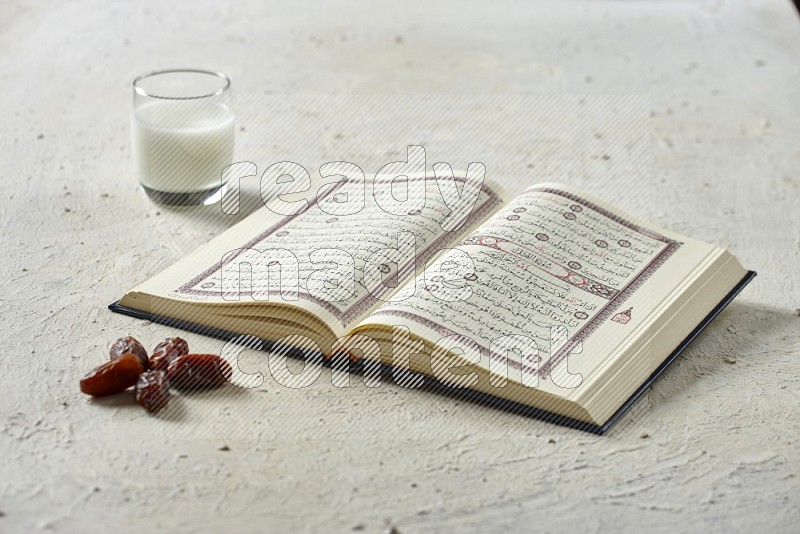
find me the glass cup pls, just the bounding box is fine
[132,69,234,206]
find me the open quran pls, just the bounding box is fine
[111,170,754,433]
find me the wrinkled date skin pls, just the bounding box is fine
[149,337,189,371]
[167,354,232,391]
[80,354,144,397]
[109,336,149,370]
[135,370,170,414]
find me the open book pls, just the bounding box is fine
[112,170,754,432]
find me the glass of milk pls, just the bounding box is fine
[132,69,234,206]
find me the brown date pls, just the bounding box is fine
[167,354,232,391]
[80,354,144,397]
[149,337,189,371]
[135,370,170,414]
[109,336,149,370]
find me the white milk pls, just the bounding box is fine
[132,100,235,193]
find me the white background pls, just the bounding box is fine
[1,0,799,532]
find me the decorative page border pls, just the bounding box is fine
[370,187,682,377]
[176,176,504,328]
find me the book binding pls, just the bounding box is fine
[108,270,756,434]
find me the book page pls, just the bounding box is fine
[129,171,508,336]
[357,183,720,389]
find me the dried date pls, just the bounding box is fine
[109,336,149,370]
[80,353,144,397]
[149,337,189,371]
[167,354,232,391]
[135,370,170,414]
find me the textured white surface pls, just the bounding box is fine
[2,0,799,532]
